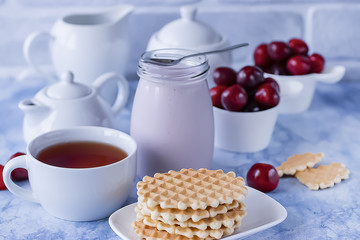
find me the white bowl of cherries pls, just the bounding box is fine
[210,65,282,153]
[254,38,346,113]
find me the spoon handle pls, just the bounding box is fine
[184,43,249,59]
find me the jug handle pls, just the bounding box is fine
[23,31,56,81]
[92,72,129,116]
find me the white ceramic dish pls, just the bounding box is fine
[265,65,346,113]
[109,187,287,240]
[214,106,279,153]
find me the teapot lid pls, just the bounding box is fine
[46,71,91,99]
[156,6,221,47]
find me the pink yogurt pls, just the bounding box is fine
[130,49,214,178]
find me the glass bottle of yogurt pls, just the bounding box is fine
[131,49,214,178]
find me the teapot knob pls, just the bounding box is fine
[46,71,91,99]
[180,5,197,21]
[61,71,75,83]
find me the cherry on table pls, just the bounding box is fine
[288,38,309,55]
[8,152,28,181]
[267,41,292,61]
[237,65,265,91]
[255,82,280,110]
[254,44,273,68]
[213,67,237,86]
[287,55,311,75]
[309,53,325,73]
[210,85,227,109]
[246,163,279,193]
[221,84,248,112]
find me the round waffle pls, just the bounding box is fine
[135,200,241,223]
[137,168,248,210]
[136,202,246,230]
[132,220,214,240]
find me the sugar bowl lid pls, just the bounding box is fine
[46,71,91,99]
[156,5,221,47]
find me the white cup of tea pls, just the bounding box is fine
[3,126,137,221]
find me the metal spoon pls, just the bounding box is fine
[143,43,249,66]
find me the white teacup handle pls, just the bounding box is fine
[92,72,129,115]
[23,31,56,81]
[3,155,38,202]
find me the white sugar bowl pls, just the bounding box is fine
[146,5,232,87]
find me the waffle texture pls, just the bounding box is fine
[135,200,241,223]
[137,168,247,210]
[133,220,214,240]
[137,202,246,230]
[133,168,248,240]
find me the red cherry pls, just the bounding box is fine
[246,163,279,193]
[287,55,311,75]
[264,62,289,76]
[254,44,273,68]
[288,38,309,55]
[309,53,325,73]
[210,85,227,109]
[255,82,280,109]
[243,100,261,112]
[213,67,237,86]
[264,77,280,94]
[221,85,248,112]
[237,66,264,91]
[267,41,292,61]
[0,165,6,190]
[8,152,28,181]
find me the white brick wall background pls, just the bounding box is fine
[0,0,359,80]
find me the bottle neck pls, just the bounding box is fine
[137,49,209,85]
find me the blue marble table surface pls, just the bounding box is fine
[0,70,359,240]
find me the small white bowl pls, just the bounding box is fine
[214,105,279,153]
[265,65,346,114]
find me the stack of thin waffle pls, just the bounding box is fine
[132,168,248,240]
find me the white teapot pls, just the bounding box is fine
[19,71,129,143]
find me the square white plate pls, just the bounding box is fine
[109,187,287,239]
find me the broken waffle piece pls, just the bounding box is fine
[276,152,324,177]
[295,163,350,190]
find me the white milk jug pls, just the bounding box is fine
[23,5,133,102]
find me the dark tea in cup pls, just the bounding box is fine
[37,141,128,168]
[3,126,137,221]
